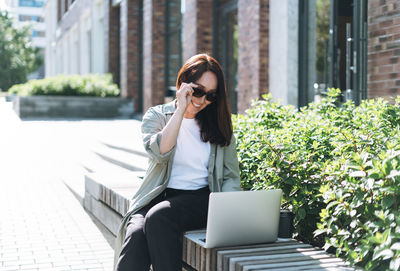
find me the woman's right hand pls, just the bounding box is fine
[159,82,198,154]
[176,82,198,115]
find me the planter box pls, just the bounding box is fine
[13,95,134,119]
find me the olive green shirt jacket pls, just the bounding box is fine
[113,100,241,267]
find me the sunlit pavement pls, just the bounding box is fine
[0,98,142,271]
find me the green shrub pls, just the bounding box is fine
[233,89,345,246]
[233,89,400,269]
[8,74,120,97]
[315,98,400,270]
[317,148,400,271]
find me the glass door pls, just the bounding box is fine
[298,0,367,106]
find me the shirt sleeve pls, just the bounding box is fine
[221,135,242,191]
[141,107,175,164]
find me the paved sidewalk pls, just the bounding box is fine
[0,99,143,271]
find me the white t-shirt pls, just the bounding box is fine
[168,118,210,190]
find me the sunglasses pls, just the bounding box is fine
[192,87,218,102]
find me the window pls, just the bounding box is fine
[19,15,30,21]
[19,0,44,8]
[87,30,92,73]
[19,15,44,22]
[32,30,45,37]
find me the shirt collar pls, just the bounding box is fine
[163,99,177,115]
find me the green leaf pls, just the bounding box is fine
[382,195,395,209]
[373,248,394,260]
[349,171,366,178]
[390,257,400,271]
[383,229,391,243]
[298,208,306,220]
[368,172,381,179]
[390,245,400,254]
[383,158,393,176]
[391,243,400,250]
[367,178,374,190]
[348,250,358,261]
[388,170,400,179]
[314,229,326,237]
[371,232,384,244]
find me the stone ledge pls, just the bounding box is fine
[84,191,123,235]
[85,172,143,216]
[84,172,143,235]
[12,95,134,118]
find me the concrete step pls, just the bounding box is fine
[84,171,143,235]
[101,141,148,158]
[92,142,148,172]
[81,145,146,175]
[59,134,148,237]
[62,146,145,205]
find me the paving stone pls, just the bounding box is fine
[70,263,104,270]
[18,264,42,269]
[47,267,72,271]
[52,261,71,267]
[15,259,35,266]
[3,260,20,267]
[0,255,19,262]
[33,258,54,265]
[0,100,132,270]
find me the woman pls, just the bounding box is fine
[114,53,241,271]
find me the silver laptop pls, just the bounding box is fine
[197,189,282,248]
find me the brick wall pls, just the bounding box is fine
[368,0,400,99]
[237,0,269,113]
[143,0,166,111]
[196,0,213,55]
[120,0,140,111]
[182,0,213,62]
[107,1,120,87]
[259,0,269,97]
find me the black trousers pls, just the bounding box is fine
[115,186,210,271]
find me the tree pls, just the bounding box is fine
[0,10,42,91]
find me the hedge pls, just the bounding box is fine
[233,89,400,270]
[8,74,120,97]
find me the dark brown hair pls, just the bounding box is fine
[176,53,232,146]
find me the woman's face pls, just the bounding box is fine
[184,71,218,118]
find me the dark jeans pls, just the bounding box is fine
[115,186,210,271]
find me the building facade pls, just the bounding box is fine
[44,0,106,78]
[4,0,46,78]
[44,0,400,114]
